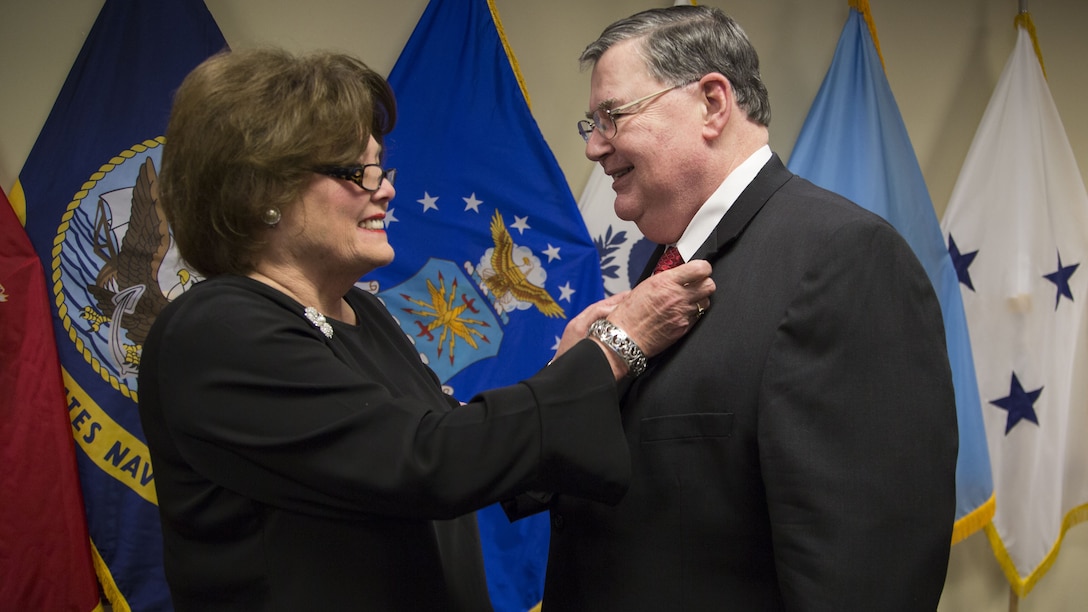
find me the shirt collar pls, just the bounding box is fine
[673,145,772,261]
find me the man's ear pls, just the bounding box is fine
[700,72,732,137]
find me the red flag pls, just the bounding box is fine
[0,186,100,610]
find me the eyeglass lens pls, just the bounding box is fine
[317,164,395,191]
[355,165,394,190]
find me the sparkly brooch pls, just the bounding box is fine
[304,307,334,339]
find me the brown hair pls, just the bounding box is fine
[159,48,397,277]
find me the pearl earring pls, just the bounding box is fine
[261,207,282,227]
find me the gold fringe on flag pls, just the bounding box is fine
[952,493,995,545]
[487,0,532,108]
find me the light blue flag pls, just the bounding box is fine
[15,1,227,609]
[787,3,993,542]
[366,0,605,609]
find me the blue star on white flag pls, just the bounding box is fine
[940,14,1088,597]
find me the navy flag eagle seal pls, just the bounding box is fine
[14,1,227,609]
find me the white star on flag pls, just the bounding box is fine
[417,192,439,212]
[510,215,530,234]
[557,282,575,303]
[463,193,483,212]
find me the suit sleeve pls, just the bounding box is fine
[759,219,958,610]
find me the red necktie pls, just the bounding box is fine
[652,246,684,274]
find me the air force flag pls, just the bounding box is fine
[367,0,605,609]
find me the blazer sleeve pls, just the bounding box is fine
[759,218,958,610]
[146,285,627,522]
[501,375,636,522]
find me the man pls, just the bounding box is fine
[540,6,958,610]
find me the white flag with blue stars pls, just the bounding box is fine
[940,15,1088,598]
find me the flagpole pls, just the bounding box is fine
[1005,9,1021,610]
[1004,0,1021,603]
[1006,9,1023,598]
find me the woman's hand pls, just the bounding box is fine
[553,291,628,360]
[608,260,714,359]
[558,260,715,379]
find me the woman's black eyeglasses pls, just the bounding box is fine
[313,164,396,192]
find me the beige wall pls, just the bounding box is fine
[2,0,1086,609]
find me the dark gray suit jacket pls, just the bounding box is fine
[540,154,958,611]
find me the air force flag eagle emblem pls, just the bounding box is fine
[476,209,565,320]
[376,209,567,384]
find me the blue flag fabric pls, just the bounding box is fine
[787,4,994,542]
[15,1,227,609]
[370,0,604,609]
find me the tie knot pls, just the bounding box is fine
[652,246,684,274]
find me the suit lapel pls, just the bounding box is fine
[690,154,793,265]
[626,155,795,389]
[636,154,795,285]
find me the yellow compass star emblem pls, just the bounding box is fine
[402,271,491,364]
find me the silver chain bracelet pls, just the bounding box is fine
[588,318,648,377]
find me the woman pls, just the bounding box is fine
[138,48,713,611]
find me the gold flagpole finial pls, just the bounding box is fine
[848,0,886,71]
[1013,8,1047,79]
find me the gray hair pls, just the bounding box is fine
[580,5,770,127]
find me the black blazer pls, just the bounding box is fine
[541,154,958,611]
[139,277,631,611]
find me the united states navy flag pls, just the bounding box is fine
[366,0,604,609]
[13,1,227,609]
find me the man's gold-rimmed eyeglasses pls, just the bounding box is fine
[577,83,685,142]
